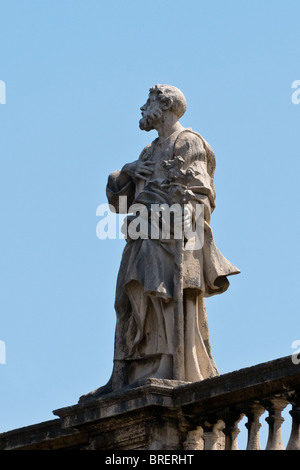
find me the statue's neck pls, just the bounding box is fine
[155,116,184,142]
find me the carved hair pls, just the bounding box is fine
[149,84,187,119]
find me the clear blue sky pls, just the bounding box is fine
[0,0,299,447]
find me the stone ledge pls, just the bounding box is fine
[0,419,88,450]
[0,355,299,450]
[53,378,182,429]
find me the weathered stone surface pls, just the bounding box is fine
[0,419,88,450]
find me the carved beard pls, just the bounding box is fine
[139,107,163,131]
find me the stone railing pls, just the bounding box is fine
[177,355,300,450]
[190,396,299,451]
[0,355,299,450]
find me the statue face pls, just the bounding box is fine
[139,93,163,132]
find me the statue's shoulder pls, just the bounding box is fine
[174,128,205,150]
[175,128,214,157]
[174,128,216,186]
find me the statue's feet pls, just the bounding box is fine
[78,378,113,404]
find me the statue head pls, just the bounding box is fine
[139,84,187,132]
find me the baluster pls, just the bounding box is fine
[286,393,300,450]
[264,397,288,450]
[221,411,244,450]
[245,401,265,450]
[183,427,204,450]
[202,420,224,450]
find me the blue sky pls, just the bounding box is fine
[0,0,299,447]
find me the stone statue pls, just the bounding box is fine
[81,84,240,400]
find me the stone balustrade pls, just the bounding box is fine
[178,356,300,450]
[183,394,300,450]
[0,355,299,450]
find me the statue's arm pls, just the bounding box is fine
[174,132,215,221]
[106,169,135,214]
[106,145,154,213]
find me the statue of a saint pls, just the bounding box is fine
[82,85,240,399]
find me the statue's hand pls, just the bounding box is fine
[122,160,155,181]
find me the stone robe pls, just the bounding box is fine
[106,128,240,389]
